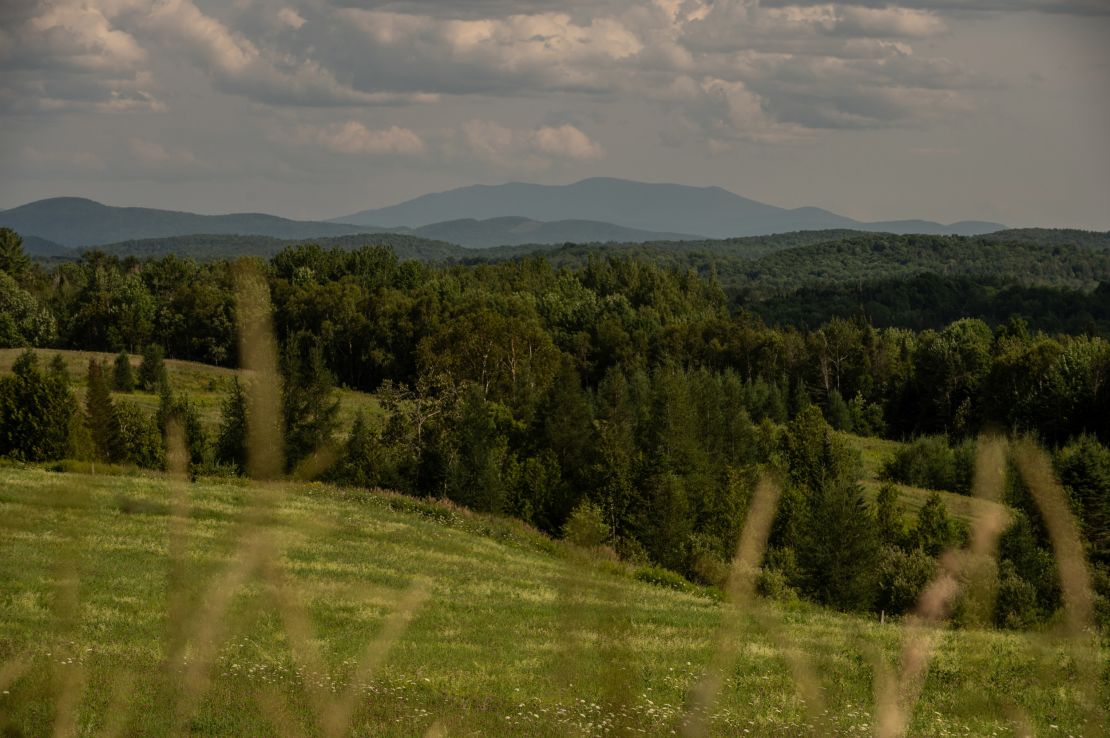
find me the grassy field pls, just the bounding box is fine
[1,467,1105,737]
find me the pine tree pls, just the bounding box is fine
[49,354,69,383]
[85,359,119,462]
[0,227,31,285]
[113,351,135,392]
[875,482,908,549]
[215,377,249,473]
[328,411,385,489]
[797,479,880,611]
[0,350,76,461]
[158,381,206,467]
[138,343,167,391]
[282,338,339,472]
[913,492,958,557]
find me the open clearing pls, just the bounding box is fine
[0,467,1104,736]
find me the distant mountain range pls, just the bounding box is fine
[1,196,699,254]
[0,197,377,250]
[334,177,1005,238]
[1,178,1017,256]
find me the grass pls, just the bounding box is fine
[0,348,384,435]
[1,466,1105,737]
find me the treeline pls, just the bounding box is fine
[4,228,1110,626]
[748,273,1110,336]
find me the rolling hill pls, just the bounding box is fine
[0,197,386,248]
[335,177,1005,238]
[1,463,1096,736]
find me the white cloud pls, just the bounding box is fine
[451,119,604,170]
[532,124,603,160]
[278,7,307,30]
[296,121,426,155]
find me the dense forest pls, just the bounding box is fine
[3,226,1110,630]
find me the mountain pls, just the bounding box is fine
[407,216,700,248]
[0,197,385,248]
[92,232,465,262]
[335,178,1005,238]
[21,234,73,257]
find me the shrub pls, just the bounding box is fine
[113,351,135,393]
[882,436,974,494]
[875,545,936,615]
[563,499,610,548]
[634,565,692,592]
[995,561,1040,630]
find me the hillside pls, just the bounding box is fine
[0,197,385,248]
[335,178,1005,238]
[0,466,1100,736]
[90,232,464,262]
[408,216,700,248]
[0,349,382,433]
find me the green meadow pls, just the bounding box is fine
[0,466,1104,737]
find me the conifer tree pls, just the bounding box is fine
[113,350,135,392]
[138,343,167,391]
[0,350,76,461]
[282,337,339,472]
[85,359,119,462]
[215,377,249,473]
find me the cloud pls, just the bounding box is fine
[144,0,437,106]
[295,121,426,155]
[532,124,604,159]
[453,119,604,169]
[278,7,307,30]
[0,0,161,114]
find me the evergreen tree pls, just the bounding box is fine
[138,343,168,391]
[215,377,249,473]
[328,411,382,489]
[0,350,76,461]
[113,350,135,392]
[796,479,880,611]
[282,337,340,472]
[875,482,908,549]
[157,382,206,467]
[912,492,959,557]
[85,359,120,462]
[0,227,31,285]
[49,354,69,382]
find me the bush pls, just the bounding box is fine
[882,436,974,494]
[563,499,610,548]
[875,545,936,615]
[995,561,1040,629]
[634,565,692,592]
[757,567,799,603]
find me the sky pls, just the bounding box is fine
[1,0,1108,228]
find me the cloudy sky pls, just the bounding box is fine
[1,0,1108,228]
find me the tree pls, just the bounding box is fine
[282,337,340,472]
[157,383,206,467]
[215,377,249,473]
[0,350,76,461]
[85,359,120,462]
[875,482,908,549]
[113,351,135,392]
[0,228,31,284]
[796,479,880,611]
[138,343,167,391]
[328,411,384,489]
[0,271,56,348]
[912,493,959,557]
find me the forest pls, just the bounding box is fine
[2,225,1110,632]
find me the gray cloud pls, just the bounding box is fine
[761,1,1110,15]
[0,0,1106,230]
